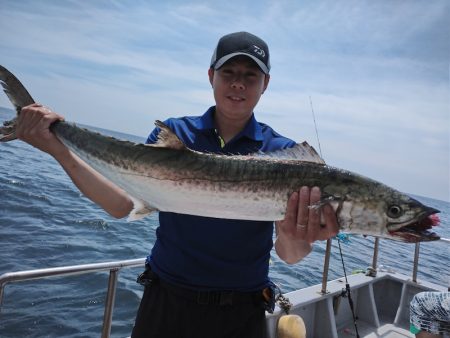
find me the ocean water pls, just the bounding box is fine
[0,107,448,338]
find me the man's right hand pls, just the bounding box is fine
[16,103,133,219]
[17,103,65,156]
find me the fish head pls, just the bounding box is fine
[332,179,441,243]
[382,193,440,242]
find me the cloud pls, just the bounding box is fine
[0,0,448,201]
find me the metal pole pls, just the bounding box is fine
[365,237,380,277]
[321,239,332,294]
[372,238,379,271]
[0,284,4,312]
[412,242,420,283]
[101,269,119,338]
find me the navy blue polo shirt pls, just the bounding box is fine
[145,106,295,291]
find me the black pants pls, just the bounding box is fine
[131,270,268,338]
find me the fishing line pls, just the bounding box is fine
[338,238,361,338]
[309,96,323,159]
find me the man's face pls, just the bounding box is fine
[208,56,270,123]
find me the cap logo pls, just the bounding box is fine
[253,45,265,58]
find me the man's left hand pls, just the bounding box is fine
[274,186,339,264]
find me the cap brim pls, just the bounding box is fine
[213,52,269,74]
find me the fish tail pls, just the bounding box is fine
[0,65,36,142]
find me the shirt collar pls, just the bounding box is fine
[196,106,263,142]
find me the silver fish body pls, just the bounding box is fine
[0,65,440,243]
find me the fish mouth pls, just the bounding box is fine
[388,207,440,243]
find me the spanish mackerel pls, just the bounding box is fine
[0,65,440,243]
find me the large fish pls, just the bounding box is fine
[0,65,440,243]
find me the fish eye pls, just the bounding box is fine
[387,205,403,218]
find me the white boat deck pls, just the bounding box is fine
[338,322,413,338]
[266,271,446,338]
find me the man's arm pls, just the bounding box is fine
[274,186,339,264]
[16,104,133,218]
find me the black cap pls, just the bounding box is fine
[210,32,270,74]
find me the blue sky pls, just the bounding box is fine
[0,0,449,202]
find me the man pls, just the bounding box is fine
[410,291,450,338]
[16,32,338,338]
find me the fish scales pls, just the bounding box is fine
[54,122,394,223]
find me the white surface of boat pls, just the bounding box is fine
[267,270,447,338]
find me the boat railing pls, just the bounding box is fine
[0,258,146,338]
[0,238,448,337]
[320,237,450,294]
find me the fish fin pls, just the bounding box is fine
[252,141,325,164]
[0,65,35,114]
[309,195,341,210]
[151,120,187,150]
[311,195,342,228]
[0,65,36,142]
[127,196,158,222]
